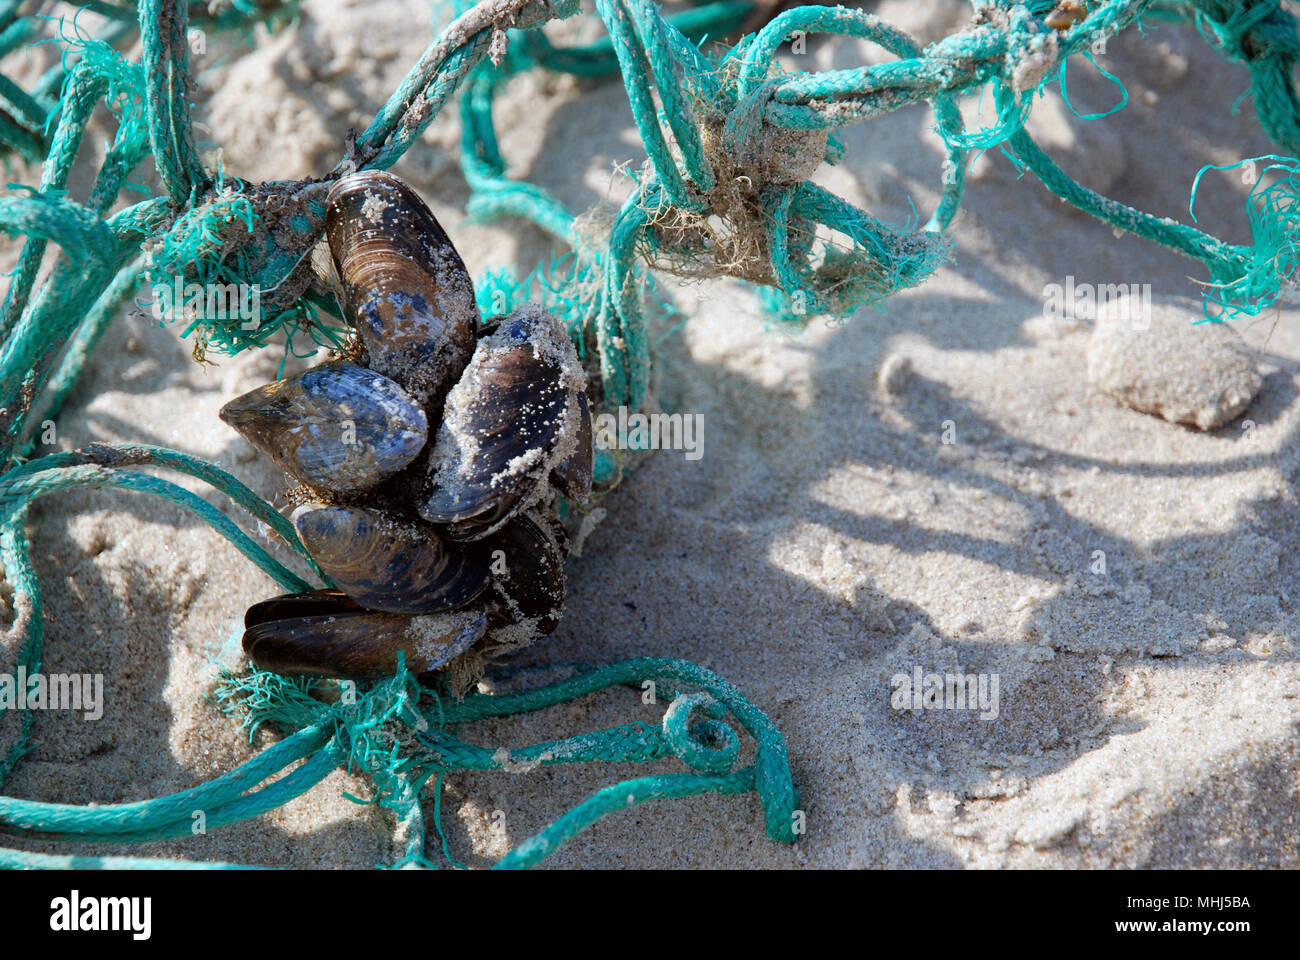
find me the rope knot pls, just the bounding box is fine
[721,78,828,187]
[143,177,335,355]
[1004,7,1060,93]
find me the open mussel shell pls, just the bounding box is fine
[420,305,586,541]
[220,361,427,496]
[326,170,479,410]
[483,512,565,634]
[291,503,488,614]
[243,589,486,680]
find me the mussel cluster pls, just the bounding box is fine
[221,171,593,683]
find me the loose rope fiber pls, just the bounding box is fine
[0,0,1298,868]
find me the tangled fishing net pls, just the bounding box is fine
[0,0,1299,868]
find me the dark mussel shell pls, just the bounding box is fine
[291,503,488,614]
[482,512,566,634]
[243,589,486,679]
[549,391,593,504]
[420,305,586,540]
[243,588,363,623]
[220,361,427,496]
[325,170,479,410]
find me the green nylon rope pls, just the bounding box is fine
[2,0,1300,869]
[0,462,313,593]
[1,654,800,868]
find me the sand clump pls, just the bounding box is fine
[1087,297,1262,430]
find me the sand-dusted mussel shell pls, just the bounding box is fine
[420,304,587,541]
[550,392,593,504]
[243,589,487,679]
[226,173,593,685]
[220,361,427,496]
[325,170,479,410]
[291,503,488,614]
[481,511,566,636]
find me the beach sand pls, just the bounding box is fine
[2,0,1298,868]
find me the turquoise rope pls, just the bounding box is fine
[0,463,314,593]
[0,63,108,342]
[14,256,148,460]
[0,849,262,869]
[139,0,209,203]
[4,443,326,580]
[0,508,42,791]
[496,768,756,869]
[0,723,335,838]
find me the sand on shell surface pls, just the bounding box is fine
[2,0,1298,869]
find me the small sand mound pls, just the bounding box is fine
[1087,296,1262,430]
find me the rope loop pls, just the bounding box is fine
[663,692,740,773]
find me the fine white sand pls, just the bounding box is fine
[2,0,1298,868]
